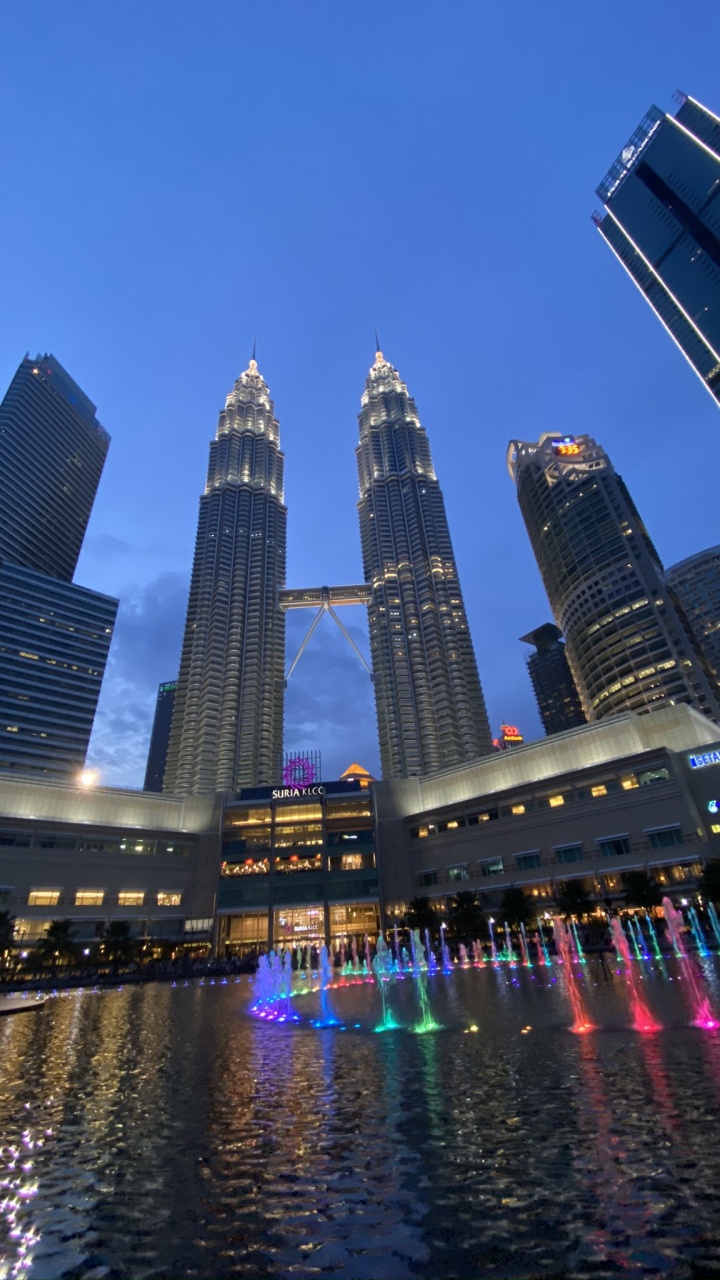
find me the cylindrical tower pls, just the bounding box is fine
[357,349,492,778]
[508,432,720,724]
[164,358,286,793]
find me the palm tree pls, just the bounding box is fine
[36,919,77,969]
[699,860,720,906]
[406,896,438,934]
[556,880,594,921]
[447,891,484,942]
[101,920,135,969]
[500,886,531,928]
[622,870,662,911]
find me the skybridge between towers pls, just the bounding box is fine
[279,585,373,686]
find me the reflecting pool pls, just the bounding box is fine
[3,959,720,1279]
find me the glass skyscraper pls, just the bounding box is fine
[357,349,492,778]
[666,546,720,687]
[143,680,177,792]
[520,623,587,736]
[164,358,287,794]
[595,95,720,406]
[0,354,111,581]
[508,432,720,724]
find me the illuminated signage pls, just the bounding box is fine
[551,437,580,457]
[272,785,325,799]
[708,800,719,814]
[689,751,720,769]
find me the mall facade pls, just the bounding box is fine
[3,705,720,954]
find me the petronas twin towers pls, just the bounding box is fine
[164,349,492,795]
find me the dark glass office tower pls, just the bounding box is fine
[666,546,720,685]
[164,358,287,794]
[508,432,720,723]
[143,680,177,792]
[357,349,492,778]
[0,354,111,580]
[0,561,117,780]
[595,95,720,406]
[520,623,587,736]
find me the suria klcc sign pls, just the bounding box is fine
[689,750,720,769]
[272,754,325,799]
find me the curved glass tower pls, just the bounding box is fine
[357,349,492,778]
[508,432,720,724]
[164,358,286,794]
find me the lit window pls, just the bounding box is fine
[511,804,525,815]
[548,795,565,808]
[27,890,60,907]
[591,785,607,798]
[447,864,469,881]
[620,774,639,790]
[340,854,363,870]
[157,891,182,907]
[118,891,144,906]
[75,890,104,907]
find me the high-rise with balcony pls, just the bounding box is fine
[508,432,720,724]
[164,358,286,794]
[357,349,492,778]
[0,353,117,780]
[666,546,720,687]
[594,94,720,406]
[0,354,111,580]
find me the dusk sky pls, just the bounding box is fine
[2,1,720,787]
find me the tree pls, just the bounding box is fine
[699,860,720,906]
[101,920,135,969]
[499,886,531,928]
[36,919,77,968]
[406,897,438,934]
[622,870,662,911]
[447,891,484,942]
[556,880,594,921]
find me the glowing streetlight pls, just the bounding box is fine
[78,768,99,789]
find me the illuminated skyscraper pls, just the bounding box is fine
[164,358,287,794]
[508,432,720,724]
[144,680,177,792]
[357,349,492,778]
[595,94,720,406]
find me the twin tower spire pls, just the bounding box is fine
[163,350,492,794]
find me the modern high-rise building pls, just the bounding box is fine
[0,560,117,781]
[143,680,177,792]
[666,546,720,686]
[357,349,492,778]
[0,354,111,581]
[508,432,720,724]
[520,623,587,736]
[594,94,720,407]
[164,358,287,795]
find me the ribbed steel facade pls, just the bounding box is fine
[595,96,720,408]
[357,351,492,778]
[509,433,720,724]
[0,354,110,582]
[666,546,720,688]
[164,360,286,794]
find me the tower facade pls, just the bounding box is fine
[666,546,720,687]
[520,623,587,736]
[508,433,720,723]
[0,354,111,581]
[595,95,720,407]
[357,350,492,778]
[143,680,177,792]
[164,359,286,794]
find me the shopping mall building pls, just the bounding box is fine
[2,705,720,953]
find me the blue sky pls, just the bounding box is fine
[2,1,720,785]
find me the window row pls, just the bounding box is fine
[408,768,671,838]
[26,889,183,908]
[0,833,190,855]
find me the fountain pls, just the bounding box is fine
[645,913,664,962]
[504,921,516,965]
[570,921,586,965]
[315,944,339,1026]
[519,923,532,966]
[709,901,720,951]
[351,935,359,972]
[552,917,594,1032]
[488,920,499,965]
[536,922,552,966]
[458,943,468,965]
[610,919,660,1032]
[629,916,649,960]
[662,898,718,1029]
[440,931,452,972]
[393,922,401,968]
[364,934,372,975]
[372,933,399,1031]
[688,907,709,956]
[425,927,438,973]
